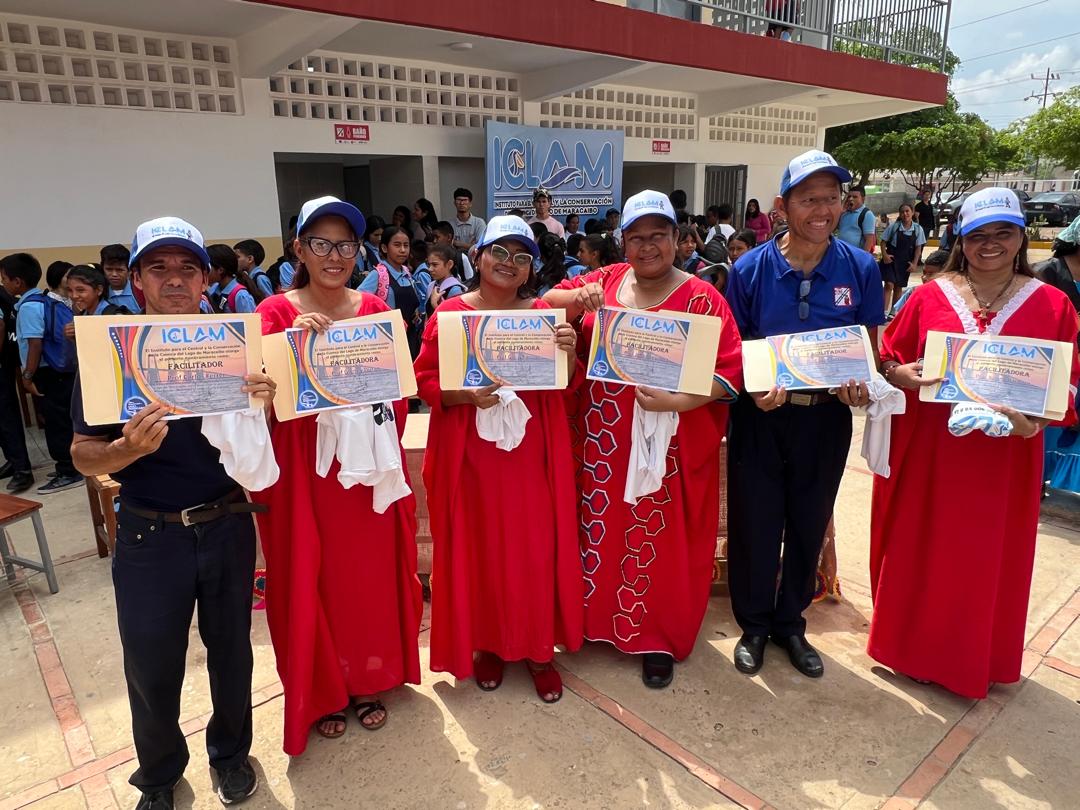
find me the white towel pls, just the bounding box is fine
[859,374,906,477]
[947,403,1013,438]
[475,388,531,451]
[624,402,679,504]
[315,405,412,513]
[200,408,280,492]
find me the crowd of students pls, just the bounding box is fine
[2,150,1079,810]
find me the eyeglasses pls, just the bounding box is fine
[302,237,361,259]
[798,278,812,320]
[488,243,534,268]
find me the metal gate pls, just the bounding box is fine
[704,164,747,226]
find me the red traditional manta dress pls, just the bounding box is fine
[254,294,422,755]
[415,297,584,678]
[869,277,1079,698]
[554,264,743,659]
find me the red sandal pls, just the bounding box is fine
[527,661,563,703]
[474,651,504,691]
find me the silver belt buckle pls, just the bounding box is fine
[789,392,812,406]
[179,502,208,527]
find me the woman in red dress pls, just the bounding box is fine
[544,190,743,688]
[870,189,1079,698]
[255,196,422,753]
[415,216,582,702]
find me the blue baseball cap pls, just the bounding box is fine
[476,215,539,258]
[296,196,366,239]
[620,190,677,231]
[779,149,852,196]
[129,216,211,269]
[957,188,1025,236]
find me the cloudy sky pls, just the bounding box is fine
[949,0,1080,130]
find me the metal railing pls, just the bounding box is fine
[625,0,952,72]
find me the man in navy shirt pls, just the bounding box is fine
[71,217,276,810]
[725,149,884,679]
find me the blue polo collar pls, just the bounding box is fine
[769,234,836,281]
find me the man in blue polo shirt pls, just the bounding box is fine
[837,184,876,253]
[725,149,884,680]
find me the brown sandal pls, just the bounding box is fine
[314,709,347,738]
[353,698,387,731]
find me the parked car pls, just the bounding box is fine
[937,193,972,226]
[1024,192,1080,226]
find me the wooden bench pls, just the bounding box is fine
[0,493,58,593]
[85,474,120,557]
[402,414,430,580]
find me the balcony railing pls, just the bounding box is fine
[625,0,953,72]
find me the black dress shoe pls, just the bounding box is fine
[215,759,258,805]
[5,472,33,494]
[641,652,674,689]
[733,634,767,674]
[0,461,14,479]
[135,790,173,810]
[771,634,824,678]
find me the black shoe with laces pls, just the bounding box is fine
[36,474,84,494]
[215,759,258,805]
[134,790,173,810]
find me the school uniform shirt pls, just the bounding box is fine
[250,266,274,299]
[92,299,112,315]
[705,223,736,244]
[108,280,142,314]
[358,262,431,308]
[13,295,48,368]
[219,278,257,314]
[880,220,927,252]
[278,262,296,290]
[837,205,875,249]
[452,214,486,248]
[725,235,885,340]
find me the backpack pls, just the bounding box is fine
[23,291,77,373]
[702,233,730,265]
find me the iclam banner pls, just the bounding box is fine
[485,121,624,222]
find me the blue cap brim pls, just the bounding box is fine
[781,165,852,196]
[477,234,539,259]
[298,201,367,240]
[130,237,211,270]
[959,212,1026,236]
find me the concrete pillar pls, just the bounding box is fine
[421,155,441,211]
[672,163,703,213]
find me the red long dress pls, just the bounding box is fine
[254,294,422,755]
[415,297,584,678]
[869,277,1079,698]
[554,264,743,659]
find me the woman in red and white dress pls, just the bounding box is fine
[869,188,1079,699]
[544,190,743,689]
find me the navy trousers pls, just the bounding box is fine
[112,506,255,794]
[727,393,852,637]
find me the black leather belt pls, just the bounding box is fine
[121,490,266,527]
[785,392,837,407]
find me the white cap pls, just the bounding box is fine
[620,190,677,231]
[296,196,366,238]
[779,149,852,196]
[958,188,1025,236]
[129,216,210,269]
[476,215,539,258]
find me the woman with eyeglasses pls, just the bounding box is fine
[253,197,421,753]
[544,190,743,689]
[724,150,882,681]
[414,216,583,703]
[869,189,1079,698]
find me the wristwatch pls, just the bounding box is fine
[22,370,34,381]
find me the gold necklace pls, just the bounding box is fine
[964,272,1015,329]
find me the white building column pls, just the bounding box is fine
[421,155,441,211]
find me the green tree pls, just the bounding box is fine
[1014,86,1080,171]
[832,114,1018,201]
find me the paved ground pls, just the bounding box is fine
[2,421,1078,810]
